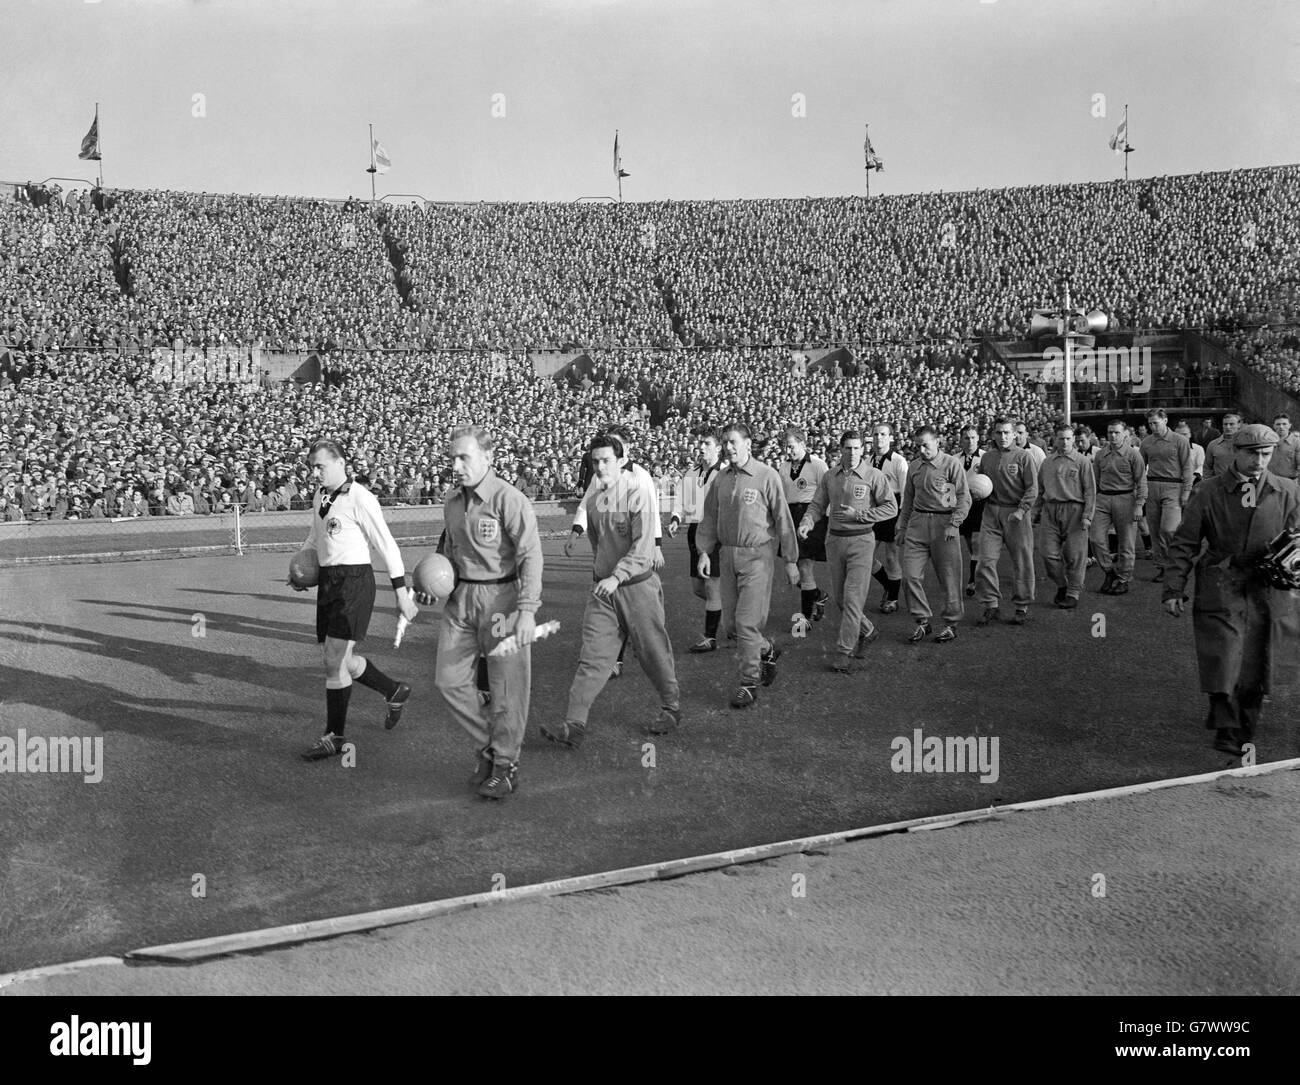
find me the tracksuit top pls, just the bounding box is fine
[801,462,898,538]
[442,469,543,613]
[978,447,1040,512]
[1093,443,1148,503]
[696,455,799,560]
[586,471,656,584]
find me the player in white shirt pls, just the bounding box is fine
[296,439,419,761]
[956,425,988,597]
[667,428,726,651]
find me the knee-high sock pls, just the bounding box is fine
[326,685,353,737]
[354,658,399,699]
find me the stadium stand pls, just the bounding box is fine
[2,165,1299,518]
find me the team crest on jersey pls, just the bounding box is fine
[852,483,868,500]
[476,517,500,543]
[1006,463,1021,479]
[935,480,956,507]
[613,516,630,537]
[326,516,342,537]
[742,487,759,506]
[797,477,812,492]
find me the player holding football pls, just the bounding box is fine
[296,439,419,761]
[432,424,544,800]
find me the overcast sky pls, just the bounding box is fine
[3,0,1297,201]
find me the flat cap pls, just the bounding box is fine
[1234,424,1280,450]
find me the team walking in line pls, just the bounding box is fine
[293,408,1300,797]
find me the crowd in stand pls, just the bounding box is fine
[113,190,410,351]
[386,202,677,350]
[3,165,1300,521]
[1226,324,1300,395]
[0,343,1050,520]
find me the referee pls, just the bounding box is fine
[296,439,419,761]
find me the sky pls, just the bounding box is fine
[2,0,1297,202]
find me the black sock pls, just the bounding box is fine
[326,685,352,737]
[800,588,816,618]
[968,559,976,582]
[873,568,889,590]
[1141,533,1151,549]
[888,577,901,601]
[355,659,399,699]
[476,656,490,692]
[617,639,627,664]
[705,608,721,638]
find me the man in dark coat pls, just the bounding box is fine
[1164,424,1300,756]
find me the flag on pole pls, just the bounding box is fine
[79,110,101,161]
[1108,116,1127,155]
[614,132,629,179]
[864,126,883,172]
[372,138,392,173]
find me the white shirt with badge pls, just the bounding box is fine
[303,481,406,576]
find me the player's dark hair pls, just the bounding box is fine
[962,425,980,437]
[604,423,633,443]
[589,433,625,460]
[912,424,938,441]
[1107,419,1127,430]
[1056,422,1075,436]
[1273,413,1291,424]
[839,429,863,446]
[697,428,721,445]
[310,438,347,462]
[722,422,751,440]
[1146,408,1167,421]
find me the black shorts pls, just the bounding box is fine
[875,509,900,543]
[789,503,827,562]
[687,523,721,579]
[316,564,376,643]
[959,498,987,537]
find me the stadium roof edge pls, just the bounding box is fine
[9,163,1298,208]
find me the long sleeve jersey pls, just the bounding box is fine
[587,470,656,583]
[801,462,897,537]
[898,451,971,535]
[442,469,543,613]
[302,480,405,578]
[695,455,799,561]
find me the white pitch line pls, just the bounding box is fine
[0,957,123,992]
[4,756,1296,985]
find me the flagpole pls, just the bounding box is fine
[367,123,377,204]
[96,103,103,189]
[1123,104,1131,182]
[864,125,869,198]
[616,129,622,203]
